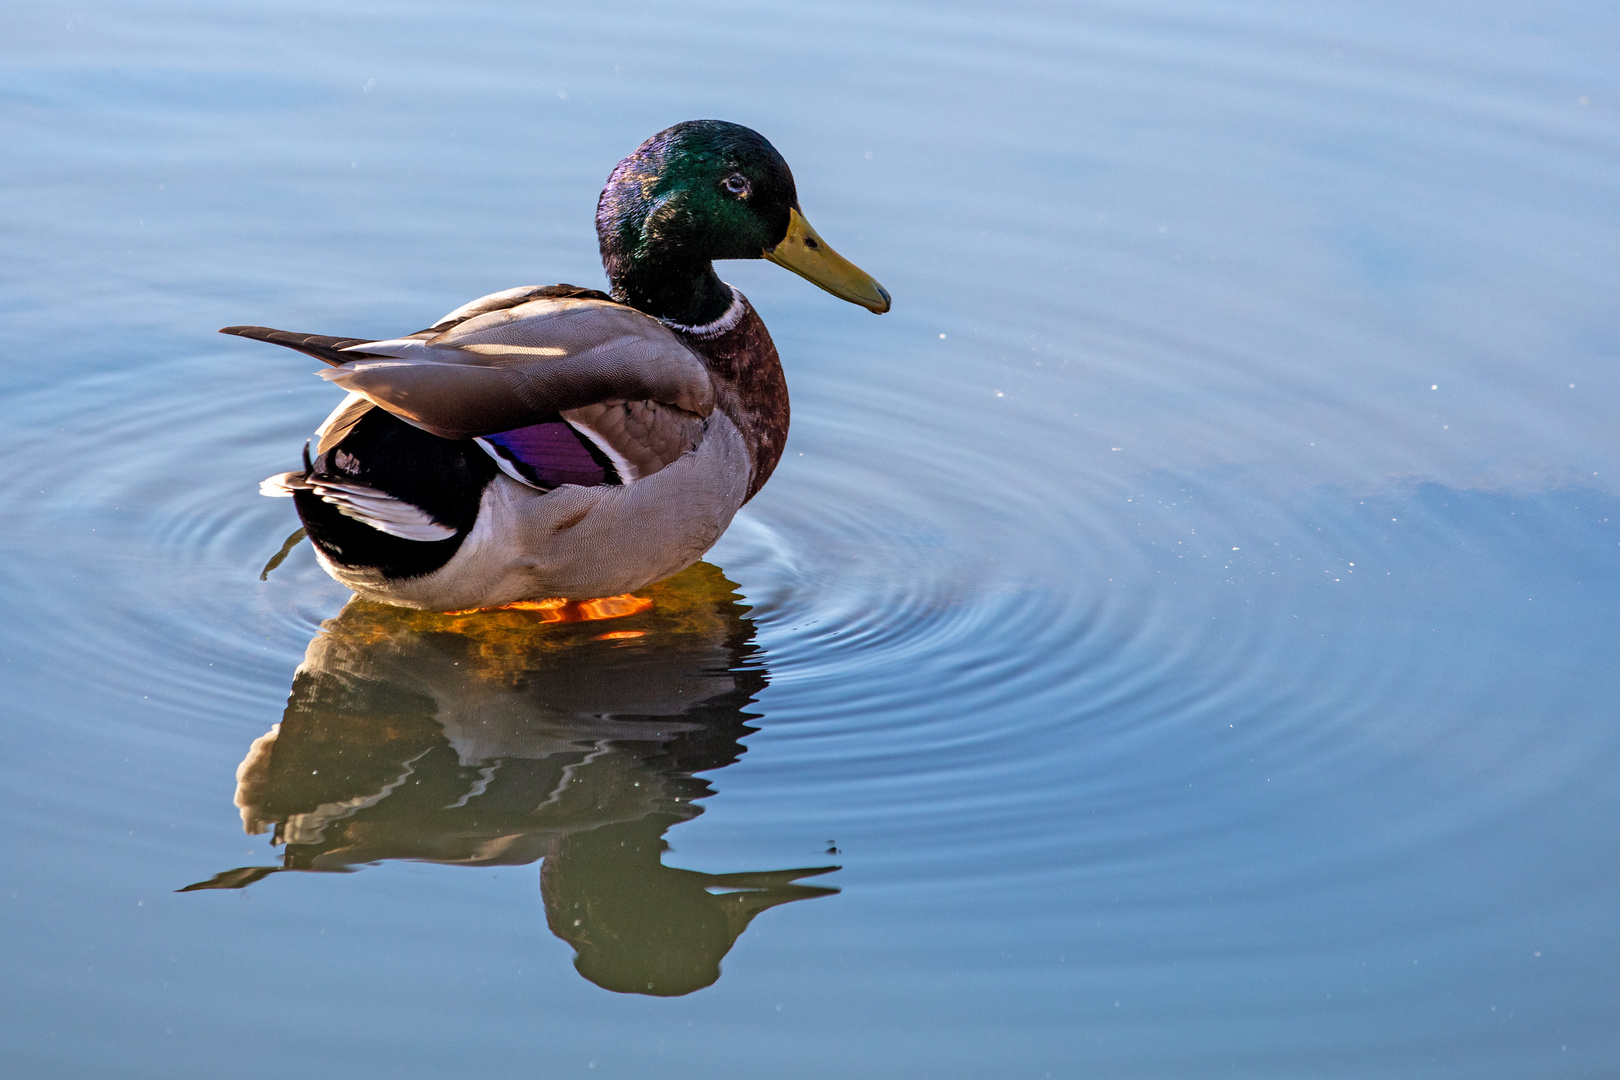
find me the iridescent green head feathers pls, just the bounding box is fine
[596,120,890,324]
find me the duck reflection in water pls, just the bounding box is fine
[183,563,837,996]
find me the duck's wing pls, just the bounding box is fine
[220,284,618,365]
[420,283,615,333]
[224,288,713,483]
[324,296,714,440]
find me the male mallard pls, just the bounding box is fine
[224,120,889,611]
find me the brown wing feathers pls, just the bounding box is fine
[222,292,717,486]
[217,326,382,367]
[423,284,614,332]
[564,401,706,481]
[317,299,716,441]
[217,285,612,364]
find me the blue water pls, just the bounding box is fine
[3,1,1619,1076]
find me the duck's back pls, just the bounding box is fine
[262,285,777,609]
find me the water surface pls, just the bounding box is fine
[3,1,1619,1077]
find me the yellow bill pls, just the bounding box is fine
[764,207,891,313]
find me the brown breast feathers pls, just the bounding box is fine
[669,296,789,503]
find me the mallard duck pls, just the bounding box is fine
[224,120,889,611]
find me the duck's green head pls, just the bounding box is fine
[597,120,890,325]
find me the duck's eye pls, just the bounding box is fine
[721,174,751,197]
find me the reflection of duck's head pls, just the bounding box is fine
[544,815,836,996]
[185,563,837,995]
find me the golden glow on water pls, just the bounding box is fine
[443,593,654,621]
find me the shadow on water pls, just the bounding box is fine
[180,562,838,997]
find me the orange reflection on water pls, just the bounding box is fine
[447,593,654,621]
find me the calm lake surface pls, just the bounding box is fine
[3,1,1618,1076]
